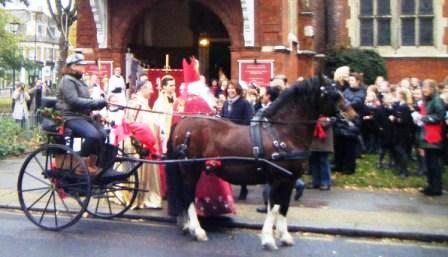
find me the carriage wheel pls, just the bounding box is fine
[86,152,139,219]
[17,144,91,231]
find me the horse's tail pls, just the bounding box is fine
[165,122,184,216]
[166,122,177,160]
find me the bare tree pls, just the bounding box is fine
[47,0,77,81]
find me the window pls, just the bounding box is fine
[359,0,391,46]
[37,25,44,37]
[400,0,434,46]
[359,0,434,47]
[48,26,56,38]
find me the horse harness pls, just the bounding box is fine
[249,111,311,163]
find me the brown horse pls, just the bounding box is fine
[166,76,346,250]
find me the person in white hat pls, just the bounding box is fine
[55,52,108,175]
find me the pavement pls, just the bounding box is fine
[1,157,448,242]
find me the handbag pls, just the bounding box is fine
[334,119,360,139]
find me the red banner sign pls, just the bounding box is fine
[238,60,274,87]
[84,61,113,81]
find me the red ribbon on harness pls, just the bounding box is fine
[313,116,327,140]
[205,160,222,169]
[58,126,64,135]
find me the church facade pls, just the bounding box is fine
[76,0,448,84]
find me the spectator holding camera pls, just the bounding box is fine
[12,82,30,129]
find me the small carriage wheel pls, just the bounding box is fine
[86,151,139,219]
[17,144,91,231]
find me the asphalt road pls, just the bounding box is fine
[0,210,447,257]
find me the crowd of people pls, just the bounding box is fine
[330,66,448,196]
[13,52,447,219]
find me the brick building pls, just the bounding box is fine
[76,0,448,84]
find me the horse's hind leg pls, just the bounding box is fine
[275,181,295,246]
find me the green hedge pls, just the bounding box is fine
[0,118,26,158]
[325,47,388,85]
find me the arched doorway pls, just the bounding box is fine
[127,0,231,81]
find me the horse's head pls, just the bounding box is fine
[263,75,349,120]
[314,74,348,117]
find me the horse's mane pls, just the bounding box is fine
[263,76,322,118]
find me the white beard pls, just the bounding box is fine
[187,81,216,109]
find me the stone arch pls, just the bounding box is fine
[115,0,244,50]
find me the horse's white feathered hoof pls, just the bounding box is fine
[194,228,208,241]
[261,234,278,250]
[280,233,295,246]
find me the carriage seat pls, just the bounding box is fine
[41,96,57,108]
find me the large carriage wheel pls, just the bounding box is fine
[86,150,139,219]
[17,144,91,231]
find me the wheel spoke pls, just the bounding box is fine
[20,186,51,193]
[94,195,101,214]
[26,189,51,210]
[73,194,84,205]
[111,191,126,206]
[33,155,46,173]
[55,192,75,219]
[52,190,58,227]
[24,171,50,186]
[39,190,54,224]
[106,192,113,214]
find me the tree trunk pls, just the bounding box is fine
[56,34,68,83]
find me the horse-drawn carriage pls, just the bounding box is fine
[17,76,346,250]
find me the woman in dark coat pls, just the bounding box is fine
[418,80,445,196]
[220,81,254,125]
[308,117,335,190]
[220,81,254,199]
[333,73,365,174]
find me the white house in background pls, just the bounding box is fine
[5,7,60,84]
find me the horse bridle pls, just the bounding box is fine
[109,103,318,126]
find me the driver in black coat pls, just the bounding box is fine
[56,52,107,174]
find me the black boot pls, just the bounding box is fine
[238,185,248,200]
[416,155,427,176]
[399,169,409,178]
[377,151,385,169]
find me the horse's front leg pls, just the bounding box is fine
[180,165,208,241]
[275,181,295,246]
[187,201,208,241]
[260,201,280,250]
